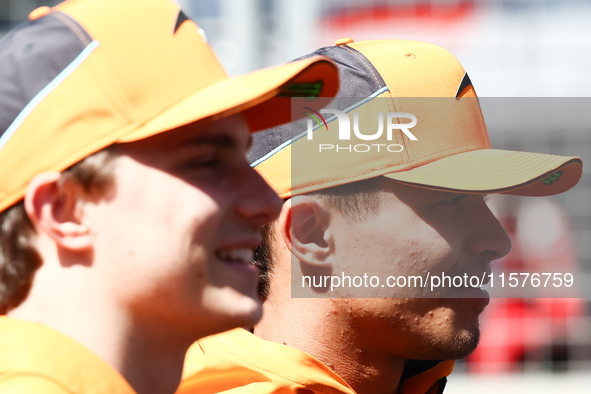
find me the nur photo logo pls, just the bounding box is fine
[303,107,418,153]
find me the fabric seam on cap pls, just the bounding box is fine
[349,44,410,164]
[52,12,92,46]
[342,45,383,89]
[411,142,485,162]
[362,52,411,161]
[424,153,564,169]
[0,40,99,153]
[294,143,483,192]
[250,87,389,168]
[393,167,564,182]
[408,159,568,179]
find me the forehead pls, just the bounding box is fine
[303,177,472,227]
[381,179,461,202]
[113,114,251,155]
[332,176,466,202]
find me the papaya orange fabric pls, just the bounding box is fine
[0,317,136,394]
[177,328,453,394]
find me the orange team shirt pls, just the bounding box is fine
[0,316,136,394]
[177,328,454,394]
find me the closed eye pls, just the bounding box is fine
[438,194,466,205]
[183,157,219,168]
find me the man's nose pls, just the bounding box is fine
[234,165,282,227]
[468,199,513,260]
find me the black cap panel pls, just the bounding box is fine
[0,13,92,138]
[249,45,386,163]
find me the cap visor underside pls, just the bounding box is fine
[384,149,582,197]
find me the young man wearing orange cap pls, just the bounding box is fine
[0,0,338,393]
[178,39,583,394]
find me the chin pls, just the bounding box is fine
[407,324,481,361]
[433,312,482,359]
[201,287,263,335]
[404,301,483,360]
[433,327,481,359]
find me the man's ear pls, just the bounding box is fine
[279,195,333,267]
[24,172,92,251]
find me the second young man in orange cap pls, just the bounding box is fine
[178,39,582,394]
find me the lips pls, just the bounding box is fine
[216,248,255,264]
[214,247,260,281]
[439,270,491,306]
[453,285,489,298]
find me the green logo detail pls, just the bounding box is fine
[541,170,563,185]
[278,81,323,98]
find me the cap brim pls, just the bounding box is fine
[119,56,338,142]
[384,149,583,197]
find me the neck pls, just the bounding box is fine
[121,316,194,394]
[8,245,192,394]
[255,297,405,394]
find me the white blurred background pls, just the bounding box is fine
[5,0,589,96]
[179,0,591,97]
[2,0,591,392]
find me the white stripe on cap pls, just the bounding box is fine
[251,86,389,168]
[0,40,99,153]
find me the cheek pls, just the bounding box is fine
[334,222,456,285]
[90,179,223,298]
[382,232,455,278]
[403,224,458,268]
[108,193,217,259]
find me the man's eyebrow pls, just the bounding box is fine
[246,134,253,151]
[424,190,463,201]
[188,133,244,149]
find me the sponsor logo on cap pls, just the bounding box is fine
[279,81,324,98]
[541,170,563,185]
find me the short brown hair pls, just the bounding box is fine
[0,149,115,314]
[253,177,386,301]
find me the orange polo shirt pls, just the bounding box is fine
[177,328,454,394]
[0,316,136,394]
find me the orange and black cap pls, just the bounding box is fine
[0,0,339,212]
[250,39,582,198]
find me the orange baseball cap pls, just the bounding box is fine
[0,0,339,212]
[250,39,582,198]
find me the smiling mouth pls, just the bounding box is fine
[216,248,255,264]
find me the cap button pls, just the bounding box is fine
[335,37,354,46]
[29,6,52,21]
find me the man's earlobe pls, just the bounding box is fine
[24,172,92,251]
[284,195,332,266]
